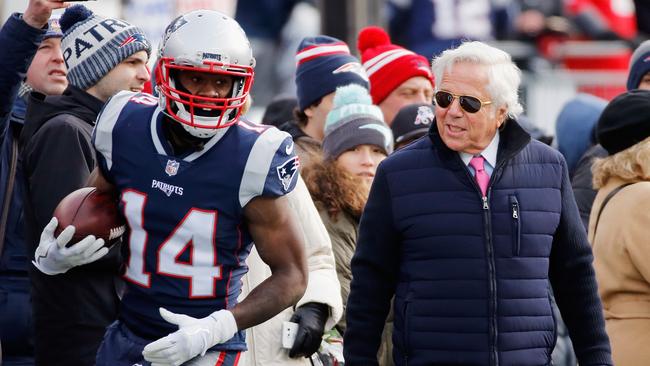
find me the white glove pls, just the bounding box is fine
[142,308,238,366]
[33,217,108,275]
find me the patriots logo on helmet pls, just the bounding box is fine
[333,62,369,82]
[414,105,434,126]
[276,156,300,192]
[120,33,148,48]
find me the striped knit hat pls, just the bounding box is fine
[323,84,393,160]
[357,26,434,105]
[295,35,369,111]
[60,5,151,90]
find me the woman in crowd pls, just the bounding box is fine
[589,89,650,366]
[303,83,393,363]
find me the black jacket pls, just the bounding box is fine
[20,85,121,366]
[344,120,611,365]
[571,144,608,231]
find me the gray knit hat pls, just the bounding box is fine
[627,40,650,90]
[323,84,393,160]
[60,5,151,90]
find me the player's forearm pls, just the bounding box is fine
[231,264,307,330]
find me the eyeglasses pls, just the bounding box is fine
[434,90,492,114]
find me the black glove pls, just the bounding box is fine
[288,302,329,358]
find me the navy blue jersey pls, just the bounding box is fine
[92,91,299,349]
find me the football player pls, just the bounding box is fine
[33,10,308,366]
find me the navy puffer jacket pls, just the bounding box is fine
[343,119,612,366]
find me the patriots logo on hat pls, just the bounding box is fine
[333,62,369,82]
[415,106,434,126]
[276,156,300,192]
[644,55,650,63]
[120,33,148,48]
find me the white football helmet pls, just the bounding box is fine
[156,10,255,138]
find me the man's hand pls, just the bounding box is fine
[142,308,238,366]
[33,217,108,275]
[23,0,68,29]
[289,302,329,358]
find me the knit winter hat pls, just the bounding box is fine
[44,17,63,40]
[323,84,393,160]
[391,103,435,145]
[295,35,369,111]
[60,5,151,90]
[357,26,434,105]
[596,89,650,155]
[627,40,650,90]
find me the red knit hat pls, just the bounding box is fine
[357,26,434,105]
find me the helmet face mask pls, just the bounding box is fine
[156,11,255,138]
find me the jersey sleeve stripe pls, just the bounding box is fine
[239,128,289,207]
[94,90,135,171]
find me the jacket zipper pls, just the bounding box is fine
[510,195,521,256]
[463,162,499,366]
[483,188,498,366]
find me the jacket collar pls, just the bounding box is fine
[428,117,531,169]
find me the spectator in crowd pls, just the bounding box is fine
[20,5,151,365]
[571,39,650,232]
[390,103,434,150]
[280,35,368,169]
[303,83,393,366]
[588,89,650,366]
[357,26,434,127]
[304,83,392,334]
[344,41,612,365]
[553,94,607,230]
[626,40,650,91]
[386,0,513,60]
[555,94,608,177]
[566,0,637,41]
[0,2,67,364]
[235,0,318,109]
[261,95,298,127]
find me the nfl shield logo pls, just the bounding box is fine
[165,159,179,177]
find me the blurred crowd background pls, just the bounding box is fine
[1,0,648,139]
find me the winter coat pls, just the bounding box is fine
[20,85,122,366]
[571,144,608,230]
[588,177,650,366]
[239,176,343,366]
[344,119,612,366]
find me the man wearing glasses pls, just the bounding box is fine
[343,41,612,365]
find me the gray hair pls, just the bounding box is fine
[432,41,523,119]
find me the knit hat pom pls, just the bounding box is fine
[60,4,93,33]
[333,84,372,109]
[357,26,390,53]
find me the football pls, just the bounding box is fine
[53,187,126,247]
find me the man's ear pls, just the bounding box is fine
[496,105,508,128]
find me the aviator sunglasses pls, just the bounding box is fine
[434,90,492,114]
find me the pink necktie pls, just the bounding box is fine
[469,156,489,196]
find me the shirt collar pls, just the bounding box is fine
[459,131,500,168]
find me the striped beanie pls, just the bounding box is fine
[323,84,393,160]
[60,5,151,90]
[357,26,434,105]
[295,35,369,111]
